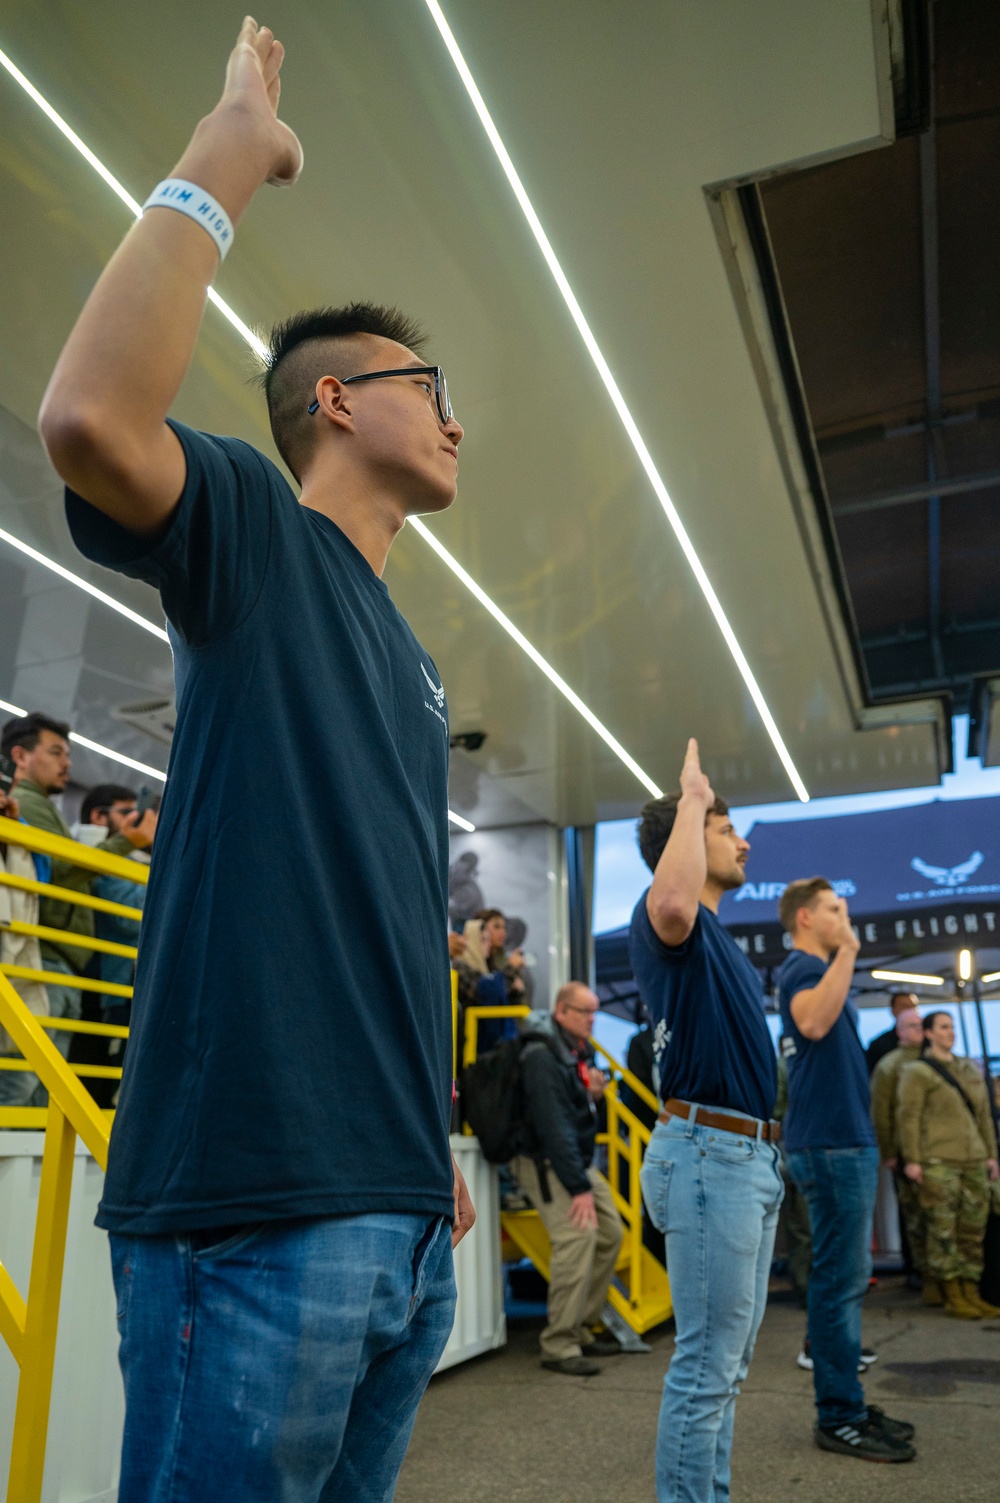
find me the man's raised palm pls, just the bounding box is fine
[221,18,303,186]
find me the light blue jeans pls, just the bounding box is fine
[110,1212,456,1502]
[641,1112,784,1503]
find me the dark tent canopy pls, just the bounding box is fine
[596,795,1000,1003]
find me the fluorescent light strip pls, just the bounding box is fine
[0,527,169,641]
[0,696,166,781]
[982,970,1000,985]
[871,969,944,987]
[0,42,657,807]
[448,810,476,832]
[410,518,661,796]
[422,1,809,803]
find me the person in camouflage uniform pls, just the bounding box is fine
[870,1010,927,1290]
[897,1011,1000,1320]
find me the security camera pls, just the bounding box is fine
[449,731,487,752]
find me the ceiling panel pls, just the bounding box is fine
[0,1,950,824]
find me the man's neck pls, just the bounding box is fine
[700,880,723,914]
[793,933,832,962]
[299,464,409,578]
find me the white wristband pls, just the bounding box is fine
[142,179,234,261]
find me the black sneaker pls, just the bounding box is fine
[541,1355,601,1377]
[582,1332,624,1356]
[866,1405,915,1441]
[815,1417,915,1463]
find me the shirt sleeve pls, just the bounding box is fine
[630,892,700,959]
[64,420,281,647]
[778,952,827,1015]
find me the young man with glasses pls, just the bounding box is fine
[511,983,624,1375]
[39,19,472,1502]
[630,739,783,1503]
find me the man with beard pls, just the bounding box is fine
[630,739,783,1503]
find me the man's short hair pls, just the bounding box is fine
[259,303,428,483]
[636,792,729,873]
[80,783,136,824]
[554,981,590,1011]
[1,711,71,758]
[474,908,505,926]
[778,877,833,934]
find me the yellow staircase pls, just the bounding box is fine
[462,1005,672,1334]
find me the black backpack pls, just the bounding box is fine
[460,1036,534,1164]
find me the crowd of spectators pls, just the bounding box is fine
[0,712,156,1105]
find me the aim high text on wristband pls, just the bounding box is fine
[142,179,234,261]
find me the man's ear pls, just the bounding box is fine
[10,746,28,770]
[313,375,355,434]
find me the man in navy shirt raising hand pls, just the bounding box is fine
[630,738,782,1503]
[777,879,915,1464]
[39,18,472,1502]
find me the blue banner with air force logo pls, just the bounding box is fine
[717,795,1000,966]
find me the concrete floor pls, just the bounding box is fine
[396,1278,1000,1502]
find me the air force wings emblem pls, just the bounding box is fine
[420,661,446,710]
[910,851,984,888]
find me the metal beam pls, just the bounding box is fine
[832,467,1000,517]
[919,10,945,681]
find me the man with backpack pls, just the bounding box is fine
[510,984,624,1375]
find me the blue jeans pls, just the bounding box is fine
[641,1113,784,1503]
[110,1212,456,1502]
[785,1145,879,1428]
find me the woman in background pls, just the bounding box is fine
[897,1010,1000,1320]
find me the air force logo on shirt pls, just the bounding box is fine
[420,661,448,729]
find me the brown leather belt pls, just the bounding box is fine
[659,1097,781,1143]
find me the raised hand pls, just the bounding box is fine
[218,17,303,186]
[679,737,715,810]
[833,896,861,954]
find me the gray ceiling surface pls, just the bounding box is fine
[0,2,953,825]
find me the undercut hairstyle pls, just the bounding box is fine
[259,303,429,482]
[637,792,729,874]
[778,877,833,935]
[80,783,136,824]
[1,712,71,758]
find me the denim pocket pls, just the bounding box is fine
[640,1155,673,1233]
[704,1132,755,1165]
[189,1222,272,1262]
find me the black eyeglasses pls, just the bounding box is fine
[307,366,452,426]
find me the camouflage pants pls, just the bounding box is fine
[918,1162,990,1282]
[894,1171,927,1275]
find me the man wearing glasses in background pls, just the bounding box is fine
[512,983,625,1375]
[38,18,472,1502]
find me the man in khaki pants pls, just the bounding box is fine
[511,984,623,1374]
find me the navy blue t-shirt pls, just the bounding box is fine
[628,896,777,1122]
[66,421,455,1233]
[777,949,875,1152]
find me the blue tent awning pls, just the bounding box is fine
[596,795,1000,979]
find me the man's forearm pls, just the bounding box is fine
[40,112,273,494]
[647,793,708,939]
[790,945,857,1040]
[39,20,300,530]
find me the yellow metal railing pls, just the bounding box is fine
[460,1003,671,1334]
[0,812,146,1502]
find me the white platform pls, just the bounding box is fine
[0,1132,504,1503]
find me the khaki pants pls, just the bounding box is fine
[511,1157,623,1360]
